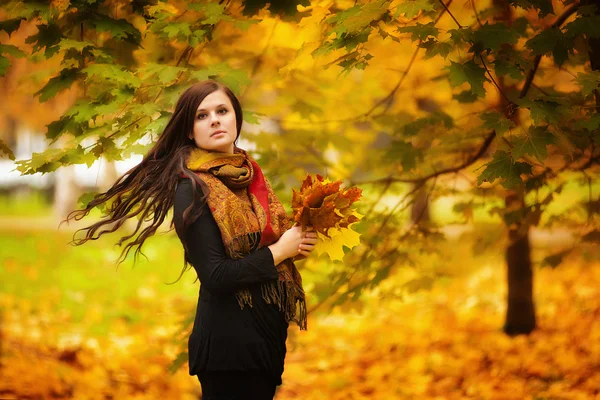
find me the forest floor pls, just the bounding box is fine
[0,224,598,399]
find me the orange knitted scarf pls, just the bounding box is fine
[185,146,307,330]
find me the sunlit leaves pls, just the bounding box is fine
[139,63,187,85]
[188,2,233,25]
[394,0,434,18]
[82,64,141,89]
[327,0,388,35]
[313,227,362,261]
[445,60,488,98]
[33,68,81,103]
[162,22,192,40]
[189,63,251,95]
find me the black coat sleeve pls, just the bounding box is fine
[173,178,279,295]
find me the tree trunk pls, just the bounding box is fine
[493,0,537,335]
[586,0,600,111]
[53,135,80,220]
[503,191,536,335]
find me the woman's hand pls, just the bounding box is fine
[268,224,319,265]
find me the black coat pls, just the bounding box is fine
[173,178,289,386]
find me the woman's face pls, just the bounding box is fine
[189,90,237,154]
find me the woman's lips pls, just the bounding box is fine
[211,131,225,137]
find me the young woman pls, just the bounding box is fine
[66,80,318,399]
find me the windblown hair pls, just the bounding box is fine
[63,80,244,283]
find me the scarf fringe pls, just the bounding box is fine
[227,232,261,259]
[234,279,308,331]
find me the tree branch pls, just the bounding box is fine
[350,130,496,187]
[520,2,580,98]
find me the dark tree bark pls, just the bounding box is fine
[503,190,536,335]
[586,0,600,111]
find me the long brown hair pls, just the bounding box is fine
[63,80,244,282]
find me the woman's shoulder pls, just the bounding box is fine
[174,178,206,206]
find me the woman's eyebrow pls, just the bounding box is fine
[196,104,227,113]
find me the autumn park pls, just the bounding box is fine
[1,0,600,398]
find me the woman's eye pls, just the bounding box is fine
[218,108,227,114]
[197,114,206,119]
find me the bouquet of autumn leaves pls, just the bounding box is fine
[291,174,363,261]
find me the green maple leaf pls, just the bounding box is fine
[518,98,566,125]
[34,68,80,102]
[476,150,532,189]
[565,15,600,39]
[189,63,251,94]
[574,113,600,131]
[0,18,25,36]
[0,139,15,160]
[139,63,187,85]
[163,22,192,39]
[471,22,519,52]
[0,56,10,76]
[58,38,95,51]
[479,112,515,137]
[511,125,555,162]
[448,28,473,45]
[25,23,62,57]
[446,60,488,98]
[575,71,600,97]
[508,0,554,17]
[188,2,232,24]
[525,27,572,66]
[0,44,26,58]
[419,38,452,59]
[395,0,435,18]
[383,140,422,172]
[92,16,141,44]
[83,64,141,88]
[65,101,99,123]
[452,90,478,103]
[397,22,439,41]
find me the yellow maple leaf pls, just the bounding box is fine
[313,224,362,261]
